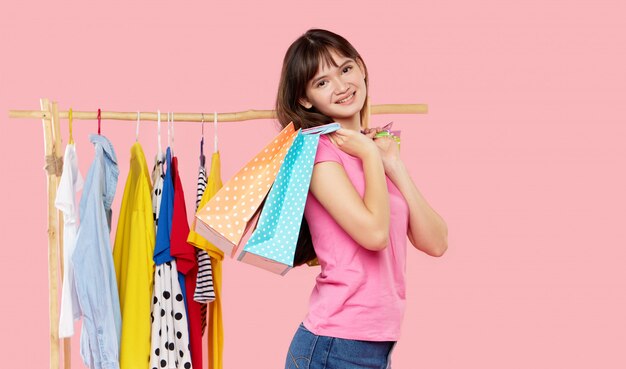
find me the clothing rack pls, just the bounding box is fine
[9,103,427,122]
[8,98,428,369]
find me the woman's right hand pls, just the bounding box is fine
[328,128,379,160]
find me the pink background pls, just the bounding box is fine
[1,1,625,368]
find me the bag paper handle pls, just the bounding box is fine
[302,122,341,136]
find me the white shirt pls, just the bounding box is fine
[55,143,84,338]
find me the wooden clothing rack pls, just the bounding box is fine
[8,98,428,369]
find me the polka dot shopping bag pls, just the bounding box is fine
[194,123,298,257]
[238,123,340,275]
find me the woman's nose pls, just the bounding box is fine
[334,78,349,94]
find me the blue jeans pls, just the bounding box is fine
[285,323,396,369]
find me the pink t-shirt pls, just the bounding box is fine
[302,135,409,341]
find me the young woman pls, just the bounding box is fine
[275,29,448,369]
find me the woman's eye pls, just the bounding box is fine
[343,65,353,73]
[317,80,327,87]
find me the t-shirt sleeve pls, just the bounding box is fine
[314,135,342,165]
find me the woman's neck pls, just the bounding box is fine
[334,113,362,132]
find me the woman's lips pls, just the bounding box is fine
[335,91,356,104]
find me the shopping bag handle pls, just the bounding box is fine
[302,122,341,136]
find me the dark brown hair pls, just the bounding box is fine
[275,29,371,131]
[276,29,371,267]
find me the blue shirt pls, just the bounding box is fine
[154,148,174,265]
[154,148,188,310]
[72,134,122,369]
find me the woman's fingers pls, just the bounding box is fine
[364,130,377,139]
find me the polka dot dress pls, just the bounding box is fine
[150,260,192,369]
[242,124,338,267]
[151,152,165,227]
[150,154,193,369]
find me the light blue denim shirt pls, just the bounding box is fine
[72,134,122,369]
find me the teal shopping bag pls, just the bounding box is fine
[237,123,340,275]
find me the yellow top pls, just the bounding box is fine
[113,142,156,369]
[187,151,224,369]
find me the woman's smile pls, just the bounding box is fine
[335,91,356,105]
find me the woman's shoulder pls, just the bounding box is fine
[314,135,343,165]
[318,134,333,146]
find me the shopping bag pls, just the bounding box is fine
[363,121,401,147]
[373,122,401,150]
[237,123,340,275]
[194,123,298,257]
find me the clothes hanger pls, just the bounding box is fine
[171,112,175,152]
[135,111,140,142]
[213,111,218,153]
[157,109,163,161]
[68,107,74,144]
[97,108,101,135]
[200,113,206,167]
[168,112,175,156]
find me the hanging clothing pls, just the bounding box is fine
[152,150,191,314]
[154,149,186,310]
[195,164,206,208]
[151,151,165,228]
[151,260,192,369]
[154,148,175,265]
[150,147,192,369]
[193,163,208,337]
[193,162,216,336]
[187,152,224,369]
[56,143,84,338]
[170,155,202,369]
[72,134,121,369]
[195,251,211,334]
[112,142,156,369]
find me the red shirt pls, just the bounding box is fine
[170,157,202,369]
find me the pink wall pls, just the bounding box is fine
[1,1,625,368]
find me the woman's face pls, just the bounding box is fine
[299,49,367,124]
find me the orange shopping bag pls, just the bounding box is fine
[194,123,298,257]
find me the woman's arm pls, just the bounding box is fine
[309,129,391,251]
[372,135,448,257]
[386,160,448,256]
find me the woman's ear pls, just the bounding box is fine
[299,97,313,109]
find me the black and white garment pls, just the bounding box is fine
[151,152,165,227]
[150,260,192,369]
[150,153,193,369]
[195,163,206,208]
[194,163,216,336]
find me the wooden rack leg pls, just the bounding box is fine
[41,98,61,369]
[51,102,71,369]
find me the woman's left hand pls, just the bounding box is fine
[373,135,401,173]
[362,126,402,173]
